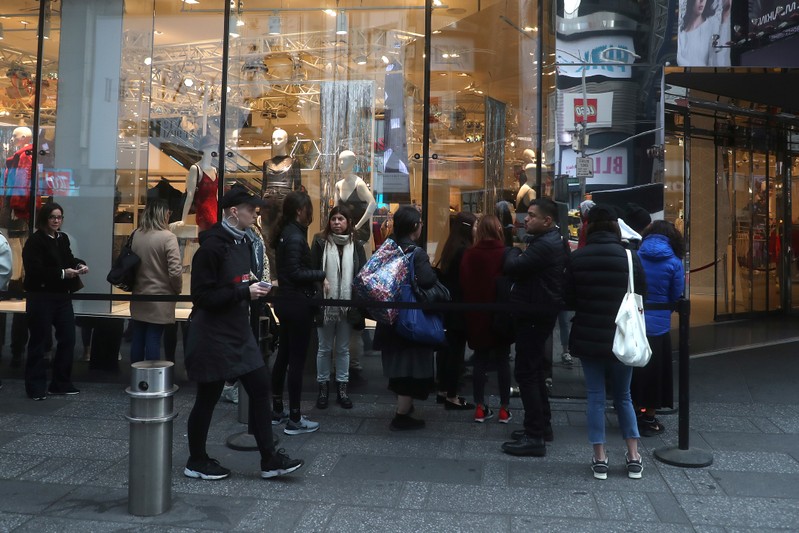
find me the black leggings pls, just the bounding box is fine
[472,347,511,407]
[436,328,466,398]
[272,302,314,413]
[187,365,276,463]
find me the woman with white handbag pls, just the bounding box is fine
[564,205,647,480]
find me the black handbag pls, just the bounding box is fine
[106,230,140,292]
[409,251,451,304]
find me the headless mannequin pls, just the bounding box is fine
[516,148,537,212]
[334,150,376,246]
[182,147,218,232]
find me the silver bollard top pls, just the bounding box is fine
[130,361,174,394]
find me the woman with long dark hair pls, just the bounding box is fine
[310,205,366,409]
[460,215,513,423]
[631,220,685,435]
[434,211,477,410]
[130,199,182,362]
[271,191,326,434]
[373,205,440,430]
[22,202,88,400]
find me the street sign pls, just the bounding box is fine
[575,156,593,177]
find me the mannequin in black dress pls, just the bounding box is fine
[261,128,302,274]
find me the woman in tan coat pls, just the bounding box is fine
[130,198,182,362]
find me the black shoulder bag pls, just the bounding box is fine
[107,230,140,292]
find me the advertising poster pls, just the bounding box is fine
[677,0,732,66]
[749,0,799,33]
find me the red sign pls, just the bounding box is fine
[574,98,598,124]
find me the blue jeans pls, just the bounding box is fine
[316,319,351,383]
[580,357,640,444]
[130,320,166,363]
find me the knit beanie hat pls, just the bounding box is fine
[625,203,651,233]
[586,204,618,224]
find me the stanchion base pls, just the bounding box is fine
[226,431,258,451]
[654,446,713,468]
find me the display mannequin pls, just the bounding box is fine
[260,128,302,276]
[334,150,376,245]
[516,149,537,213]
[4,126,35,224]
[180,136,218,232]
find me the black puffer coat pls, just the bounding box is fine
[564,230,646,361]
[275,220,325,297]
[503,226,570,320]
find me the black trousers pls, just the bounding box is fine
[272,301,314,413]
[0,312,30,361]
[187,365,276,464]
[436,328,466,398]
[514,317,556,438]
[25,297,75,397]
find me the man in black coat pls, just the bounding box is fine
[501,198,569,456]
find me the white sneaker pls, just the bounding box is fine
[284,415,320,435]
[221,384,239,404]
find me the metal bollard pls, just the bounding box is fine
[125,361,179,516]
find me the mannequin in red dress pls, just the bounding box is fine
[178,137,218,232]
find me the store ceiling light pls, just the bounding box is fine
[144,57,152,65]
[381,55,390,64]
[335,11,348,35]
[183,0,200,4]
[268,15,281,35]
[236,14,245,27]
[354,54,367,65]
[0,23,4,40]
[323,9,337,17]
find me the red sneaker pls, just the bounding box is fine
[474,404,495,423]
[498,406,512,424]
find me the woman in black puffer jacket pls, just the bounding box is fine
[564,204,647,480]
[271,192,326,435]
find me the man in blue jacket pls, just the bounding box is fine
[501,198,569,456]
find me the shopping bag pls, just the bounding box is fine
[612,249,652,367]
[352,239,408,324]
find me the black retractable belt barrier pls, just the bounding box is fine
[653,298,713,468]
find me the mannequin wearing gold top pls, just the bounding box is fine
[334,150,376,246]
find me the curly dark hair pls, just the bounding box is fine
[641,220,685,259]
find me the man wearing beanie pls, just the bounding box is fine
[501,198,570,457]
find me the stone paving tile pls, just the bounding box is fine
[750,417,784,434]
[648,491,692,524]
[329,455,483,484]
[9,415,128,439]
[53,400,137,421]
[710,471,799,499]
[709,450,799,473]
[690,415,761,433]
[323,506,511,533]
[0,453,47,479]
[593,491,627,521]
[0,480,75,514]
[768,416,799,434]
[481,460,509,486]
[652,464,698,495]
[1,434,129,461]
[230,499,310,532]
[685,469,724,495]
[676,493,799,529]
[289,503,336,533]
[507,459,671,492]
[690,402,799,419]
[510,516,696,533]
[292,432,449,459]
[17,457,118,485]
[434,437,463,459]
[699,431,799,455]
[396,481,430,510]
[305,452,341,477]
[304,415,364,435]
[424,483,597,519]
[0,511,31,531]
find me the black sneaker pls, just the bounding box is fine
[626,453,643,479]
[261,449,304,479]
[184,457,231,480]
[592,457,609,480]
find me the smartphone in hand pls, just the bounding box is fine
[257,281,272,289]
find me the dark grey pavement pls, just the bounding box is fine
[2,340,799,532]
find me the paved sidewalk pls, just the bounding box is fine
[1,344,799,532]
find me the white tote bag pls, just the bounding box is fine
[612,249,652,367]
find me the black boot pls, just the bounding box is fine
[336,381,353,409]
[501,435,546,457]
[316,382,329,409]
